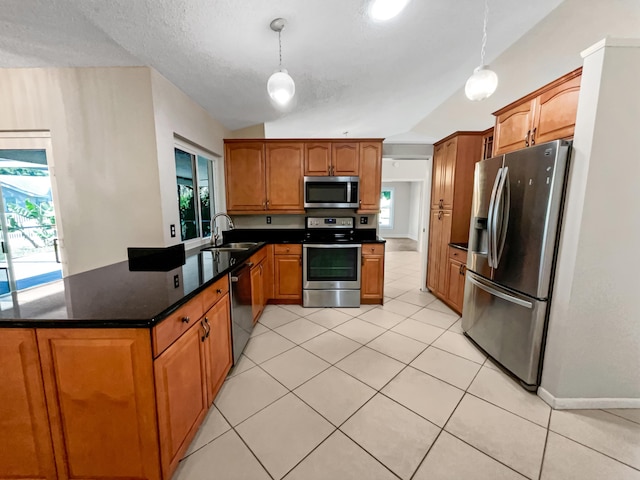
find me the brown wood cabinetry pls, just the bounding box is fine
[266,142,304,211]
[154,321,208,479]
[358,141,383,213]
[361,243,385,304]
[274,244,302,301]
[481,127,494,160]
[446,247,468,314]
[224,142,266,212]
[0,329,56,480]
[304,142,332,176]
[493,68,582,155]
[331,142,360,176]
[250,262,265,321]
[427,132,481,310]
[203,294,233,405]
[37,328,161,480]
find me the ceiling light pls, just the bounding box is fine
[267,18,295,107]
[369,0,410,21]
[465,0,498,101]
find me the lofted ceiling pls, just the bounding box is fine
[1,0,565,140]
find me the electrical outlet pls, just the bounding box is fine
[266,216,272,224]
[170,224,176,237]
[359,216,368,225]
[173,275,179,288]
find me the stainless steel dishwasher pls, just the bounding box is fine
[229,262,254,364]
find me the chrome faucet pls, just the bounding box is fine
[211,213,235,246]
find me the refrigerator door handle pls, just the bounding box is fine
[494,166,510,268]
[467,273,533,309]
[487,167,503,268]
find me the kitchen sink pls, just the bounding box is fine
[223,242,258,249]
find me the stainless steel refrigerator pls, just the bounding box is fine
[462,140,571,390]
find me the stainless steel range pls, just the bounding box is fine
[302,216,361,308]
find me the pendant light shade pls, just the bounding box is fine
[267,69,295,106]
[369,0,410,21]
[267,18,295,107]
[465,65,498,101]
[465,0,498,101]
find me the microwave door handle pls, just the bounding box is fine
[487,167,502,268]
[346,181,352,203]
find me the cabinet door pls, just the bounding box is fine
[37,329,161,480]
[154,322,208,479]
[437,211,453,295]
[441,138,458,210]
[0,329,56,480]
[263,244,274,302]
[494,100,535,155]
[431,144,445,209]
[361,254,384,302]
[304,142,331,176]
[446,259,465,314]
[250,264,265,322]
[331,142,359,176]
[225,142,266,212]
[426,209,442,292]
[532,74,581,145]
[204,294,232,404]
[274,255,302,300]
[358,141,382,213]
[266,142,304,212]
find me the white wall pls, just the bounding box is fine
[0,67,163,275]
[540,39,640,408]
[408,182,422,242]
[150,70,231,247]
[380,182,411,237]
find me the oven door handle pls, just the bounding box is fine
[303,244,362,249]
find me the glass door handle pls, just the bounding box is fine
[0,242,5,254]
[53,238,61,263]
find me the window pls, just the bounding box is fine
[379,188,394,228]
[175,144,217,242]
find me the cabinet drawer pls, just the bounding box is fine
[153,297,204,357]
[274,244,302,255]
[250,246,267,266]
[362,243,384,256]
[201,275,230,311]
[448,246,468,264]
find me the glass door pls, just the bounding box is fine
[0,135,61,293]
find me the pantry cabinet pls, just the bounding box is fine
[358,141,383,213]
[493,68,582,155]
[361,243,385,304]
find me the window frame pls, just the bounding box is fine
[174,139,220,245]
[379,187,394,229]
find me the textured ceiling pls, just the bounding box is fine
[1,0,564,139]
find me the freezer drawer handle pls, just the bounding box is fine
[467,275,533,309]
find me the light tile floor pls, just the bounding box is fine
[174,251,640,480]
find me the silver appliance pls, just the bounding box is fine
[304,176,359,209]
[303,216,361,307]
[229,263,253,364]
[462,140,571,389]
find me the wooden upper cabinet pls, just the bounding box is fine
[431,144,444,209]
[494,100,535,155]
[331,142,360,176]
[37,329,161,480]
[225,142,266,212]
[0,329,56,480]
[358,141,382,213]
[441,138,458,210]
[481,127,494,160]
[203,294,232,404]
[532,74,581,145]
[304,142,332,176]
[265,142,304,212]
[493,68,582,155]
[154,321,208,479]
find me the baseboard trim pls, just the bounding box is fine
[538,387,640,409]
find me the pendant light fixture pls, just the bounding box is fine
[369,0,410,21]
[267,18,295,107]
[465,0,498,101]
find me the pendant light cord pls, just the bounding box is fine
[480,0,489,65]
[278,30,283,71]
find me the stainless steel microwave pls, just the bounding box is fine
[304,176,359,209]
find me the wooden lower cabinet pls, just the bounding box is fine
[0,329,56,480]
[203,294,233,403]
[250,262,265,322]
[427,209,452,296]
[274,245,302,300]
[446,258,466,314]
[361,243,385,304]
[155,321,208,479]
[37,328,162,480]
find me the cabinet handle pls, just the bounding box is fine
[216,288,222,294]
[266,200,270,208]
[262,201,266,209]
[525,130,530,147]
[531,127,537,145]
[439,199,443,208]
[361,256,365,266]
[201,320,207,342]
[204,317,211,338]
[181,316,190,324]
[438,211,442,220]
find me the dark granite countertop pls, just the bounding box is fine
[0,228,384,328]
[0,243,265,328]
[449,242,469,251]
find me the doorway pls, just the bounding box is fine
[0,134,61,293]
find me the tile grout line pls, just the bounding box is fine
[537,427,551,480]
[599,409,640,426]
